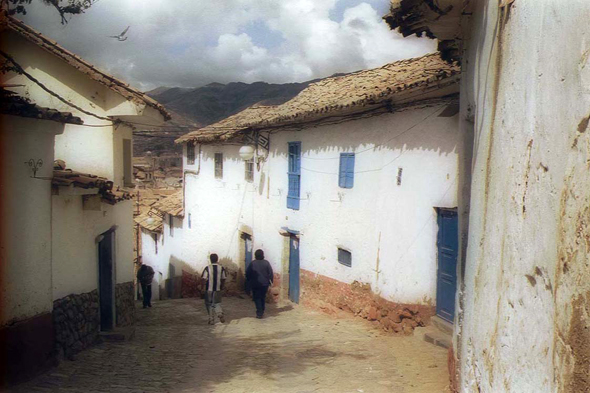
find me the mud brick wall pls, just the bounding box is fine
[266,273,281,303]
[300,270,434,334]
[52,290,99,359]
[115,282,135,327]
[182,270,201,298]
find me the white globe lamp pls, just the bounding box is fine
[239,145,255,161]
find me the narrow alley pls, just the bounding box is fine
[11,298,449,393]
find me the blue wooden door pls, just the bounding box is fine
[288,236,300,303]
[436,209,458,323]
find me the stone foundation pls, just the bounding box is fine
[300,269,434,334]
[52,290,99,359]
[115,282,135,327]
[0,313,56,386]
[181,270,201,298]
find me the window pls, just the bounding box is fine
[396,167,403,186]
[169,214,174,237]
[153,233,158,254]
[214,153,223,179]
[187,142,195,165]
[245,159,254,182]
[339,153,355,189]
[188,213,192,229]
[338,248,352,267]
[287,142,301,210]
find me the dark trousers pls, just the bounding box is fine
[141,283,152,307]
[252,286,269,316]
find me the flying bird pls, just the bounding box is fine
[108,26,130,41]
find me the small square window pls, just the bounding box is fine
[337,248,351,267]
[245,159,254,182]
[187,142,195,165]
[214,153,223,179]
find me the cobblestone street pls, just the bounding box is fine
[10,298,449,393]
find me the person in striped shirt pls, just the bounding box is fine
[201,253,227,324]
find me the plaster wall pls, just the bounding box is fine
[0,116,63,325]
[51,198,134,300]
[0,32,143,185]
[183,105,461,305]
[457,1,590,392]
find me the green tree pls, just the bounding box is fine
[4,0,97,24]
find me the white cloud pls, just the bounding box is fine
[18,0,436,90]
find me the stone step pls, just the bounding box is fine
[99,326,135,342]
[422,327,452,349]
[431,316,454,335]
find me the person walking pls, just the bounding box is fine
[246,249,274,319]
[137,262,155,309]
[201,253,227,324]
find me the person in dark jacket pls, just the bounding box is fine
[137,263,155,308]
[245,249,274,319]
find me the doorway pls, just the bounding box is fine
[241,232,253,290]
[98,229,116,331]
[288,235,300,304]
[436,209,458,323]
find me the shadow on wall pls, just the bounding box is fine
[200,105,460,169]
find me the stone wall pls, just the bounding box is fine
[300,270,434,334]
[52,290,99,359]
[115,282,135,327]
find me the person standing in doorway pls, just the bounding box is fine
[137,262,155,309]
[246,249,274,319]
[201,253,227,325]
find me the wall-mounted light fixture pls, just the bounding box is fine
[24,159,44,178]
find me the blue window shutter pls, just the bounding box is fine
[287,142,301,210]
[339,154,347,188]
[339,153,355,189]
[346,153,355,188]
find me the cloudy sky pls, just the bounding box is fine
[20,0,436,91]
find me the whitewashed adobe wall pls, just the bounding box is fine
[183,104,461,305]
[1,31,136,185]
[139,216,184,300]
[51,198,135,300]
[458,1,590,392]
[0,115,63,325]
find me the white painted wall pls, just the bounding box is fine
[457,1,590,391]
[51,198,134,300]
[1,31,147,185]
[0,115,63,325]
[183,105,461,304]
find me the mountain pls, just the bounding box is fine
[136,75,347,157]
[146,80,314,127]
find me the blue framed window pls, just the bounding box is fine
[287,142,301,210]
[339,153,355,188]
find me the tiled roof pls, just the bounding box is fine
[176,52,460,144]
[134,211,163,232]
[3,14,171,121]
[0,88,83,124]
[383,0,464,62]
[152,190,183,218]
[52,161,132,205]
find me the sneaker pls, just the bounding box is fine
[219,315,226,323]
[256,314,263,319]
[208,319,214,325]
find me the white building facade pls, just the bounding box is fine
[178,54,464,330]
[386,1,590,391]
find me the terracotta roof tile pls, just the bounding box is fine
[134,211,163,232]
[52,163,132,204]
[176,52,459,144]
[0,88,83,124]
[151,190,183,217]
